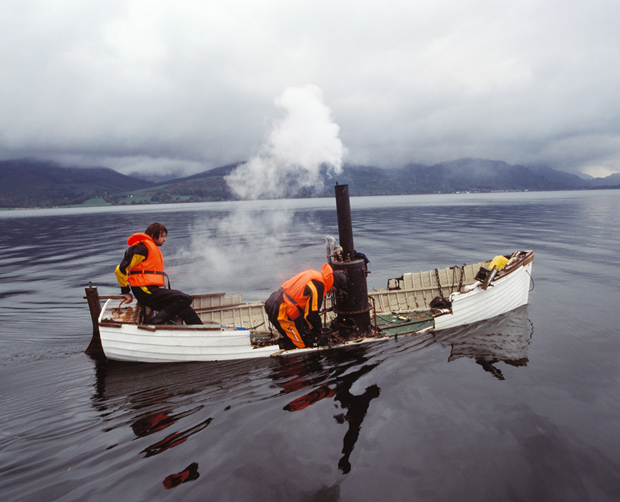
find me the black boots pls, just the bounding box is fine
[151,310,170,325]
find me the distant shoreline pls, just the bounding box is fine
[2,186,618,211]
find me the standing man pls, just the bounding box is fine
[265,263,346,349]
[115,222,203,325]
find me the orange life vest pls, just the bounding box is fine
[281,263,334,320]
[127,233,166,288]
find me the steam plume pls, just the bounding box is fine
[225,85,346,199]
[174,86,345,297]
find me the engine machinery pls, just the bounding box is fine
[328,184,373,340]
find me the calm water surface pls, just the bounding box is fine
[1,191,620,501]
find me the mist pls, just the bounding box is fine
[171,202,333,300]
[168,86,347,294]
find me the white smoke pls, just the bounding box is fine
[172,204,325,300]
[173,86,345,298]
[225,84,346,199]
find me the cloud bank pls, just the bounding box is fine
[1,0,620,177]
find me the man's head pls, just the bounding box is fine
[145,222,168,246]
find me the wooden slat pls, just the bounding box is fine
[370,260,491,311]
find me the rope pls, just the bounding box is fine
[527,270,535,292]
[458,264,465,292]
[434,268,444,298]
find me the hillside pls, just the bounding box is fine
[340,159,620,194]
[1,157,618,208]
[131,159,599,201]
[0,159,153,207]
[139,163,241,203]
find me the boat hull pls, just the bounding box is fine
[99,324,280,363]
[434,260,533,331]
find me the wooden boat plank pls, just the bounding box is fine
[102,328,255,346]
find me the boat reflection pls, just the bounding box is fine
[91,345,384,478]
[90,358,269,489]
[271,347,382,474]
[91,358,269,410]
[432,305,533,380]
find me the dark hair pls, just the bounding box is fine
[144,222,168,239]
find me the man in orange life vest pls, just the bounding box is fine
[265,263,347,350]
[115,222,202,325]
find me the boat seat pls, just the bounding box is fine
[100,300,143,324]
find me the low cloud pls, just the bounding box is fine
[1,1,620,177]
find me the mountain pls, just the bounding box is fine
[1,157,618,208]
[526,164,598,189]
[0,159,152,207]
[340,159,580,195]
[136,163,240,202]
[588,172,620,188]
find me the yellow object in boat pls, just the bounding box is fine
[489,255,509,270]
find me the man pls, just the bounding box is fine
[265,263,347,350]
[115,222,203,325]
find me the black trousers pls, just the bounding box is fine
[132,286,203,325]
[264,289,311,349]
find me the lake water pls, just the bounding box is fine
[1,190,619,501]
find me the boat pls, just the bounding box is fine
[84,185,534,363]
[85,248,533,363]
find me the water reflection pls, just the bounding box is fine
[334,381,381,474]
[132,406,203,438]
[432,305,533,380]
[90,348,385,487]
[91,358,270,491]
[272,348,382,474]
[142,418,213,458]
[163,462,200,490]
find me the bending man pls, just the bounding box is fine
[265,263,346,349]
[115,222,203,325]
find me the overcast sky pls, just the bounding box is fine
[2,0,620,178]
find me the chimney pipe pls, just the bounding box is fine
[332,184,372,339]
[335,184,355,259]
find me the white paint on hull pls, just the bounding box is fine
[100,324,280,363]
[434,262,532,331]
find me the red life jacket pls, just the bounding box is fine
[127,233,166,288]
[281,263,334,320]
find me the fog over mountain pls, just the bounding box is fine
[2,157,618,208]
[2,1,620,180]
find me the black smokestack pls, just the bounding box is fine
[335,184,355,259]
[332,184,372,339]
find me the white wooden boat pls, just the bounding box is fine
[372,249,534,331]
[87,250,534,363]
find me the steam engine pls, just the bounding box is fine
[329,184,373,339]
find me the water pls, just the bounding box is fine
[1,191,619,501]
